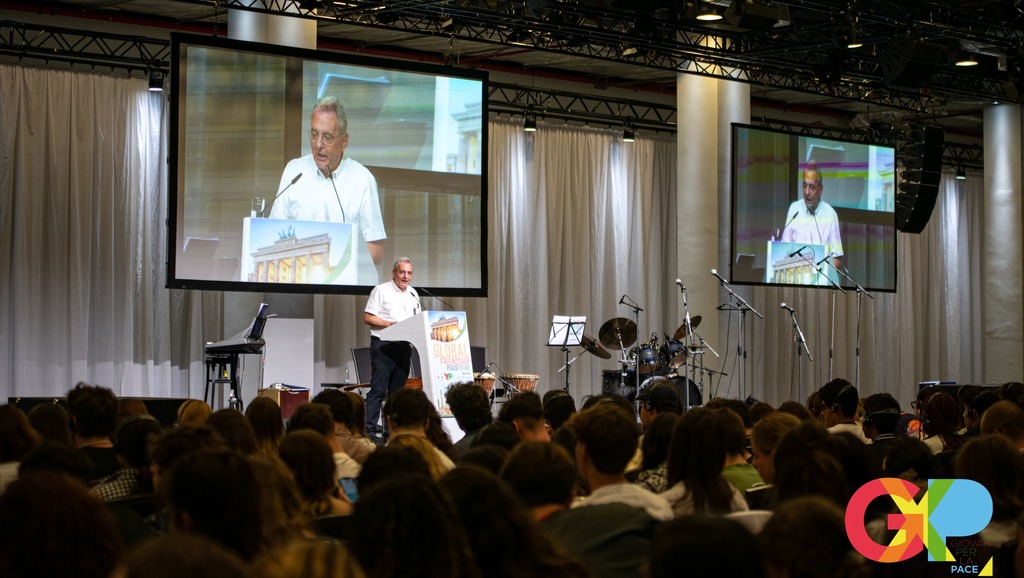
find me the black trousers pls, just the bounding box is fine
[365,336,412,437]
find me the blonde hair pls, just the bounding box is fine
[258,538,366,578]
[176,399,212,428]
[388,434,448,481]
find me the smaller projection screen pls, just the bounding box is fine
[167,34,488,296]
[730,124,897,292]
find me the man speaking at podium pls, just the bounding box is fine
[363,258,420,441]
[780,160,844,271]
[270,96,386,268]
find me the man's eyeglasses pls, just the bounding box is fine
[309,129,338,146]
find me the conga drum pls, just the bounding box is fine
[501,373,539,393]
[474,372,496,395]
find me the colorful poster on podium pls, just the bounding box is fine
[426,311,474,417]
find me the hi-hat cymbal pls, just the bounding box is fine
[598,318,638,350]
[672,315,702,341]
[580,333,612,360]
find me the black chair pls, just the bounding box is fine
[351,347,421,383]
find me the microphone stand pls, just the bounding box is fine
[712,274,762,400]
[676,282,695,409]
[832,265,874,388]
[620,294,644,408]
[801,253,846,382]
[783,305,813,402]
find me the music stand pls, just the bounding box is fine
[549,316,586,391]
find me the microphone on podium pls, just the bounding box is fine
[262,173,302,217]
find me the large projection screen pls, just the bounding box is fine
[730,124,897,293]
[168,34,488,296]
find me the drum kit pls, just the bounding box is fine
[595,315,712,408]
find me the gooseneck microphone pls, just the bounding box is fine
[781,211,798,235]
[419,286,455,311]
[262,173,302,217]
[329,172,348,223]
[788,245,809,258]
[815,252,835,266]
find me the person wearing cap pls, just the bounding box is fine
[638,382,683,430]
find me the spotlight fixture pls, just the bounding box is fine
[695,2,722,21]
[955,52,979,67]
[523,113,537,132]
[148,70,164,92]
[622,122,636,142]
[955,166,966,180]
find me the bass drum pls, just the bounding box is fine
[638,374,702,408]
[602,369,639,401]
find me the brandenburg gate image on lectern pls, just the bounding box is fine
[250,232,333,284]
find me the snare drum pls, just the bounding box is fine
[630,342,662,375]
[474,372,496,395]
[501,373,539,393]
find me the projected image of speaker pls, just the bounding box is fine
[896,126,944,234]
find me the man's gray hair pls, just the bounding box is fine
[393,257,413,271]
[312,96,348,135]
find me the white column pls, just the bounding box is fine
[982,104,1023,382]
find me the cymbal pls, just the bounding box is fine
[672,315,702,341]
[580,333,612,360]
[598,317,638,350]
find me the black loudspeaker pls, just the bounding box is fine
[896,126,944,234]
[9,396,189,428]
[881,38,945,87]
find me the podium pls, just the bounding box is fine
[765,240,837,286]
[378,310,474,421]
[241,217,378,285]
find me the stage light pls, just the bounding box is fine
[622,126,636,142]
[955,166,967,180]
[148,71,164,92]
[696,2,722,21]
[523,113,537,132]
[955,52,979,67]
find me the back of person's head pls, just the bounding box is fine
[920,391,961,438]
[206,409,259,455]
[829,431,881,497]
[27,402,73,446]
[257,537,367,578]
[882,435,937,483]
[967,390,1000,421]
[246,454,309,546]
[287,403,334,437]
[113,414,164,468]
[385,388,432,430]
[981,400,1024,441]
[501,441,576,508]
[954,434,1024,521]
[357,444,431,496]
[278,430,338,505]
[351,474,476,578]
[751,412,802,456]
[311,389,355,427]
[649,515,764,578]
[18,441,93,482]
[861,393,901,435]
[819,379,858,418]
[999,381,1024,404]
[176,399,213,428]
[778,400,814,421]
[473,421,521,451]
[666,407,734,514]
[638,383,682,415]
[439,466,591,578]
[124,534,250,578]
[0,404,40,462]
[445,382,493,434]
[163,450,264,559]
[0,472,122,578]
[457,444,508,474]
[748,401,775,426]
[116,398,150,424]
[704,397,752,429]
[760,496,867,578]
[806,390,826,421]
[66,382,118,438]
[772,421,849,507]
[580,393,636,420]
[149,426,227,488]
[570,402,638,475]
[641,412,679,470]
[344,392,369,437]
[246,396,285,454]
[388,433,449,481]
[542,390,577,430]
[498,391,545,427]
[711,407,747,456]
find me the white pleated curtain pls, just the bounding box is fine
[0,64,984,408]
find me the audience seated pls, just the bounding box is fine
[342,391,378,455]
[662,407,748,516]
[713,407,765,492]
[954,434,1024,547]
[439,467,593,578]
[92,413,163,501]
[67,382,120,483]
[356,444,431,496]
[472,421,521,451]
[310,389,374,464]
[501,441,657,578]
[206,408,259,456]
[748,401,775,426]
[257,537,367,578]
[570,403,673,521]
[175,399,213,428]
[860,392,901,470]
[388,433,452,480]
[445,382,493,458]
[18,441,94,482]
[278,430,353,518]
[123,534,249,578]
[776,400,814,422]
[26,402,74,446]
[0,404,40,492]
[771,421,849,507]
[498,391,551,442]
[963,390,999,439]
[383,388,456,472]
[288,403,360,479]
[543,389,578,433]
[649,515,764,578]
[981,400,1024,452]
[920,391,965,457]
[149,425,227,493]
[635,413,677,493]
[350,474,479,578]
[246,454,313,546]
[0,471,122,578]
[759,496,868,578]
[116,398,150,424]
[750,411,801,485]
[637,383,682,431]
[456,444,509,474]
[246,396,285,456]
[818,379,869,443]
[881,435,936,491]
[425,402,458,463]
